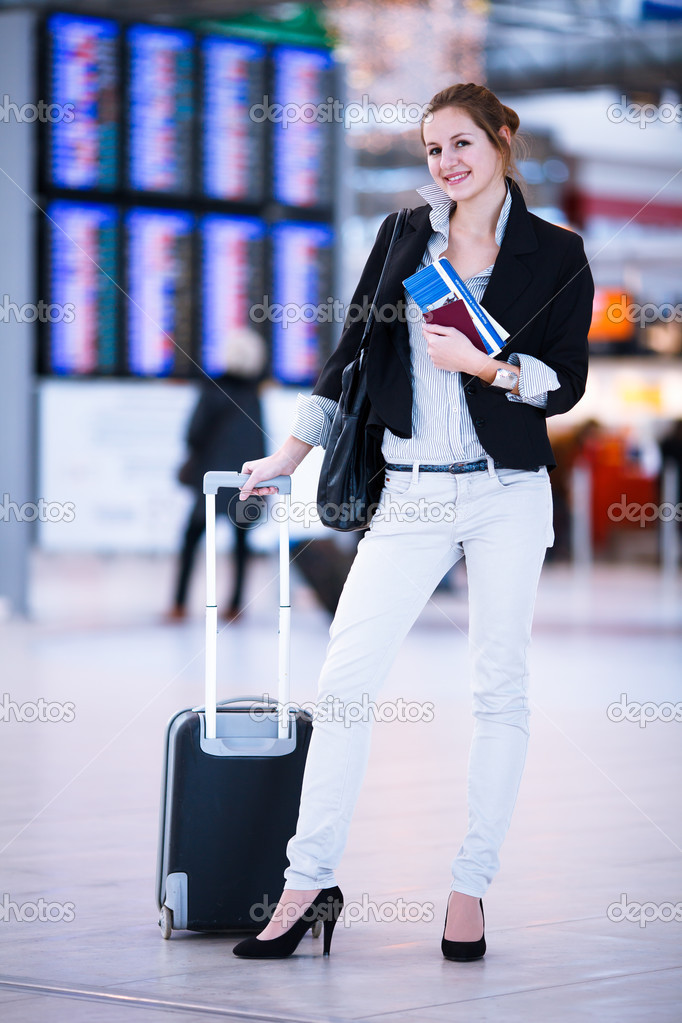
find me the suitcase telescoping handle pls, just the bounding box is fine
[203,472,292,742]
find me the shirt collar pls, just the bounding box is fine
[415,179,512,247]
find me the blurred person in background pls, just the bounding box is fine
[166,329,267,623]
[658,418,682,532]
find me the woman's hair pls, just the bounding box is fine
[420,83,528,185]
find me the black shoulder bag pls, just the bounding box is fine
[316,207,409,531]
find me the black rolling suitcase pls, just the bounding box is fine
[156,470,314,938]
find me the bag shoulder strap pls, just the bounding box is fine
[359,207,410,353]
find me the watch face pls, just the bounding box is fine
[495,369,515,389]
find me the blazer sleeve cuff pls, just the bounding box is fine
[505,352,561,408]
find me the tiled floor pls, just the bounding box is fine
[0,552,680,1021]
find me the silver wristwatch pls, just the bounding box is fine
[489,367,517,391]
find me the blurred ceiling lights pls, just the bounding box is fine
[321,0,489,152]
[4,1,679,105]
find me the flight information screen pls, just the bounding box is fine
[200,213,267,376]
[200,36,267,203]
[270,221,334,385]
[124,208,195,376]
[126,25,195,195]
[45,13,120,191]
[45,200,120,374]
[271,46,335,209]
[39,19,340,382]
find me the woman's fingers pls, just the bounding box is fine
[239,478,275,498]
[239,463,279,500]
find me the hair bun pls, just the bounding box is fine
[502,104,520,134]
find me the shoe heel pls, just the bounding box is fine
[322,915,338,955]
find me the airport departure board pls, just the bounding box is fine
[124,208,194,376]
[271,46,336,209]
[39,15,340,380]
[126,25,195,195]
[200,214,267,376]
[200,36,268,202]
[270,221,334,385]
[46,200,119,374]
[46,13,120,191]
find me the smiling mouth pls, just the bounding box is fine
[443,171,470,184]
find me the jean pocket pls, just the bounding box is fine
[492,465,548,488]
[382,471,414,496]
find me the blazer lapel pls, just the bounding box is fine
[385,204,434,289]
[480,178,539,323]
[376,206,433,378]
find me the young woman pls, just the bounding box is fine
[232,83,594,960]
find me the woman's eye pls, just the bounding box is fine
[428,140,470,156]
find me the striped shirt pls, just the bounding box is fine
[290,179,560,456]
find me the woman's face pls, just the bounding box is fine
[424,106,510,202]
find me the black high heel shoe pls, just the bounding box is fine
[441,895,486,962]
[232,886,344,959]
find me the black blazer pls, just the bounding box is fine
[312,176,594,472]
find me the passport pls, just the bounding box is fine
[403,257,509,356]
[424,300,488,354]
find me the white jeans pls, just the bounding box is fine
[283,455,554,898]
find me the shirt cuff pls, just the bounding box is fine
[290,392,339,448]
[505,352,560,407]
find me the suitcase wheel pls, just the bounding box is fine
[159,905,173,940]
[312,920,322,939]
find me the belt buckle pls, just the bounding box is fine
[448,462,464,474]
